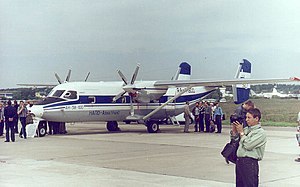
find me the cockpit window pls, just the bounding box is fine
[47,90,55,97]
[35,97,66,105]
[63,91,77,99]
[52,90,65,97]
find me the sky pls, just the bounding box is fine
[1,0,300,89]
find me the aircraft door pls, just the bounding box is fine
[165,88,177,117]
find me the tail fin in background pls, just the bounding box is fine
[176,62,191,80]
[232,59,251,104]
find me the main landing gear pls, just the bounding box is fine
[37,121,47,137]
[106,121,120,132]
[146,121,159,133]
[106,121,159,133]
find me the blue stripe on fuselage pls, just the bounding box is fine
[43,90,216,109]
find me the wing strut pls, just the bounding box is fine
[142,85,193,121]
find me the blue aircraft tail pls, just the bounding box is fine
[174,62,191,80]
[232,59,251,104]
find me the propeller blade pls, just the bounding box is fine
[85,72,90,82]
[130,63,140,85]
[55,73,62,84]
[117,70,128,85]
[112,91,126,103]
[65,69,71,82]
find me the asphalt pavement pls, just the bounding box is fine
[0,123,299,187]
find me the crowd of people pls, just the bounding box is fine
[184,101,224,133]
[0,99,66,142]
[0,100,36,142]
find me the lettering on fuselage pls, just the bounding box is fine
[176,87,195,93]
[89,110,120,116]
[65,105,84,110]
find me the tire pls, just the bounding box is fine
[146,121,159,133]
[106,121,120,131]
[38,121,47,137]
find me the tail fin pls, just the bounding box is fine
[232,59,251,104]
[176,62,191,80]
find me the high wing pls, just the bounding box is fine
[154,77,297,88]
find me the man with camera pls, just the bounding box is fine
[231,100,254,127]
[231,108,267,187]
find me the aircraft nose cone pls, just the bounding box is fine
[30,105,44,118]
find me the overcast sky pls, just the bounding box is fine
[1,0,300,88]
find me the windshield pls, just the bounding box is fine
[52,90,65,97]
[35,97,66,105]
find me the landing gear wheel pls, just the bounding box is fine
[146,121,159,133]
[106,121,120,132]
[38,121,47,137]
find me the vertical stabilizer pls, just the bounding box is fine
[177,62,191,80]
[232,59,251,104]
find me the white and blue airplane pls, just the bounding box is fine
[28,59,297,136]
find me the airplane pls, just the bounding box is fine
[28,59,298,137]
[250,85,297,99]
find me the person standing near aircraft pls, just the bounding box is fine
[17,101,28,139]
[183,101,192,133]
[13,100,19,134]
[213,102,223,133]
[199,101,205,132]
[232,108,267,187]
[0,103,4,137]
[4,100,17,142]
[192,102,200,132]
[295,112,300,162]
[204,102,212,133]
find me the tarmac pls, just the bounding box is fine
[0,123,300,187]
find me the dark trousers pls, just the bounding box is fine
[48,122,53,135]
[199,114,204,132]
[5,121,15,142]
[0,120,4,136]
[215,115,222,133]
[194,116,199,132]
[236,157,259,187]
[19,117,27,139]
[14,118,19,133]
[205,114,211,132]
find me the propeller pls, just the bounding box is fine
[113,64,141,116]
[55,69,72,84]
[55,70,91,84]
[85,72,90,82]
[55,73,63,84]
[66,69,71,82]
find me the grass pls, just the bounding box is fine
[220,98,300,127]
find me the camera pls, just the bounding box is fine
[230,114,244,124]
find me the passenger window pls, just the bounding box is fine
[88,96,95,104]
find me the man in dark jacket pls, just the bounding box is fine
[4,100,17,142]
[233,100,254,127]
